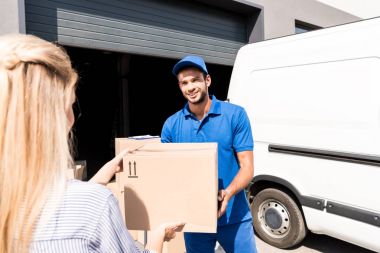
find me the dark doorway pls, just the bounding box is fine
[66,47,233,179]
[66,47,119,179]
[126,55,233,136]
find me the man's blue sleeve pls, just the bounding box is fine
[160,118,172,143]
[233,108,254,152]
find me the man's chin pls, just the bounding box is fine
[186,94,206,104]
[188,97,201,104]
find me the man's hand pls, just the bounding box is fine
[217,189,232,218]
[217,151,253,218]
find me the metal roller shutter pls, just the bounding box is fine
[25,0,249,65]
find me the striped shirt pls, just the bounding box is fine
[30,180,154,253]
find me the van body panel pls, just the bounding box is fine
[255,142,380,212]
[303,207,380,251]
[228,18,380,251]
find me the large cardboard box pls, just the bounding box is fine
[163,232,186,253]
[117,142,218,233]
[114,138,217,252]
[115,136,161,155]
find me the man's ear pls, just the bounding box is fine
[205,74,211,87]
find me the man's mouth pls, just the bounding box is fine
[187,91,198,98]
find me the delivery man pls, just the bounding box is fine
[161,55,258,253]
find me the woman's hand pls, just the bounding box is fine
[146,222,185,253]
[161,222,186,241]
[89,148,131,185]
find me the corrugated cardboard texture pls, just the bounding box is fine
[106,181,138,241]
[115,137,161,155]
[108,181,185,251]
[115,137,161,223]
[118,142,218,233]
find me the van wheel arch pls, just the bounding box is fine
[248,175,304,208]
[247,175,308,248]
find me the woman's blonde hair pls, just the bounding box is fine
[0,34,78,253]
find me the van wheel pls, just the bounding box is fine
[251,188,306,248]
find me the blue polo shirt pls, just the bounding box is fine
[161,95,253,226]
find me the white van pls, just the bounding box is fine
[228,17,380,252]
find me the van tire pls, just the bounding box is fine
[251,188,306,248]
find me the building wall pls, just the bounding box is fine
[0,0,361,41]
[316,0,380,19]
[239,0,360,40]
[24,0,256,66]
[0,0,25,34]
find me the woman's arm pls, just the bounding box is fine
[89,149,130,185]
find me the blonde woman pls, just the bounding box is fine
[0,34,183,253]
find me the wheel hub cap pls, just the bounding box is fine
[258,199,291,238]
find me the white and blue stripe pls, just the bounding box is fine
[30,180,153,253]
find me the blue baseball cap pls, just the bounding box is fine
[172,55,208,76]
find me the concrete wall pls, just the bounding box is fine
[316,0,380,19]
[239,0,361,40]
[0,0,25,34]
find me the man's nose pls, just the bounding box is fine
[186,83,196,91]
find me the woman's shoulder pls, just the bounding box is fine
[33,180,117,243]
[67,179,112,193]
[65,179,114,205]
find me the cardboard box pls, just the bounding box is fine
[67,163,85,180]
[115,136,161,222]
[114,137,217,252]
[114,136,162,243]
[163,232,186,253]
[107,181,139,240]
[118,142,218,233]
[108,180,186,252]
[115,136,161,155]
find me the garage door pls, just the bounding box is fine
[25,0,250,65]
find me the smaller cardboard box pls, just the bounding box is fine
[118,142,218,233]
[67,163,85,180]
